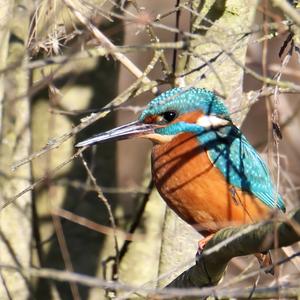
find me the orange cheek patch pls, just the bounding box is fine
[144,111,204,125]
[174,111,204,124]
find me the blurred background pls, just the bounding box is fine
[0,0,300,299]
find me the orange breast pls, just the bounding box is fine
[151,133,271,236]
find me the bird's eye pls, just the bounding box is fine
[161,111,177,123]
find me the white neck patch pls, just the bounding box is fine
[196,115,229,129]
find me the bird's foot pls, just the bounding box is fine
[197,234,214,254]
[196,234,214,263]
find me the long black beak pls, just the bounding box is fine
[75,121,156,147]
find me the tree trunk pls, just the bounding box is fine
[158,0,258,286]
[0,0,32,299]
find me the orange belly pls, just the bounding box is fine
[151,133,271,236]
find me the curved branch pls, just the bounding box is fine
[167,208,300,289]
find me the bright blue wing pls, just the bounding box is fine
[197,126,286,212]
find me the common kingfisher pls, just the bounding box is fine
[76,87,285,271]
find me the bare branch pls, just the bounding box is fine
[63,0,152,84]
[53,208,142,241]
[10,50,161,172]
[272,0,300,27]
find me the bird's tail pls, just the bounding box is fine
[255,252,274,275]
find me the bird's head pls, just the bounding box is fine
[76,88,232,147]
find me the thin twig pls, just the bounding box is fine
[272,0,300,27]
[0,250,299,298]
[79,153,120,280]
[119,179,154,261]
[53,208,142,241]
[172,0,181,75]
[0,148,85,211]
[51,213,81,300]
[63,0,152,84]
[3,53,161,215]
[11,50,160,172]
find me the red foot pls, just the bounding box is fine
[198,234,214,252]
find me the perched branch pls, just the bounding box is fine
[167,208,300,289]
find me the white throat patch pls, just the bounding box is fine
[142,133,176,144]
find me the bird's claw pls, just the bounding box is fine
[196,234,214,262]
[198,239,208,252]
[197,235,214,252]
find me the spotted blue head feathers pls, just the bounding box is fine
[138,88,231,137]
[140,87,231,122]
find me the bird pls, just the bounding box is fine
[76,87,286,272]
